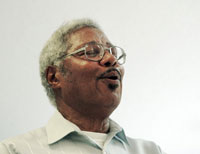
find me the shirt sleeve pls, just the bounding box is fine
[0,143,10,154]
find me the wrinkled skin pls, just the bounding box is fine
[46,27,124,133]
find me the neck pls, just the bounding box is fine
[57,101,110,133]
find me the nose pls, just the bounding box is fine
[99,51,117,67]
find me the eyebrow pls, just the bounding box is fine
[74,41,114,51]
[83,41,114,47]
[75,41,96,49]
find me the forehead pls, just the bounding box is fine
[67,27,110,52]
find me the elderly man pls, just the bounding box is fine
[0,19,165,154]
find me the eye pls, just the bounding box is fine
[86,46,101,57]
[75,50,85,56]
[86,49,100,57]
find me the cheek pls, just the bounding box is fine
[67,59,99,78]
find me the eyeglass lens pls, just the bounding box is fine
[85,44,125,64]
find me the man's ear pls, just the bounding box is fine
[46,66,62,89]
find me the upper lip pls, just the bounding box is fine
[97,68,121,81]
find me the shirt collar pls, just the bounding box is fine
[46,110,80,144]
[108,119,129,145]
[46,110,129,145]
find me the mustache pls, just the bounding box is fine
[97,68,122,81]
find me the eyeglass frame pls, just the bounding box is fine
[61,42,126,65]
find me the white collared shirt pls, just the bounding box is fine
[0,111,166,154]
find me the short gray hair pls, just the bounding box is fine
[39,18,101,107]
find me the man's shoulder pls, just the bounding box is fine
[1,127,47,143]
[126,137,165,154]
[127,136,158,146]
[0,127,47,154]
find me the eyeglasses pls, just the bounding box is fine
[63,42,126,65]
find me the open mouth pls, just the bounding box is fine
[97,69,121,91]
[101,75,119,80]
[98,68,121,81]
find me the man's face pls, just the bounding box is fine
[58,27,124,118]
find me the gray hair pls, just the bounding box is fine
[39,18,101,107]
